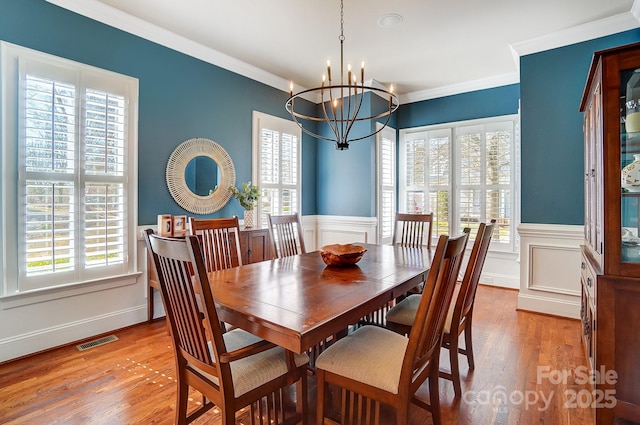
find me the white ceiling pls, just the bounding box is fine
[49,0,640,103]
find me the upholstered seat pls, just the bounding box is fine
[315,326,408,394]
[199,328,308,398]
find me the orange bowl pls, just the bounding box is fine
[319,244,367,267]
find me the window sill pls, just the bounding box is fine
[0,272,142,309]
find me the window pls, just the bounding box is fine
[399,115,519,251]
[1,42,138,297]
[252,111,302,226]
[376,124,396,244]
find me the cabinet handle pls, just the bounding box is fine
[581,262,586,270]
[591,169,596,177]
[587,277,592,287]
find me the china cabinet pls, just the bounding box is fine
[580,41,640,424]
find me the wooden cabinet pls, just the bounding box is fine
[239,225,273,264]
[580,41,640,424]
[146,226,272,322]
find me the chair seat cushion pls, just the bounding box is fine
[315,326,408,394]
[386,283,461,334]
[200,328,309,397]
[385,294,421,327]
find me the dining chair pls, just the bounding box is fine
[144,229,309,425]
[385,220,495,398]
[392,212,434,248]
[315,231,469,425]
[267,212,306,258]
[189,216,243,270]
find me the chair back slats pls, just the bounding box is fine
[392,213,434,248]
[401,230,469,385]
[267,213,306,258]
[189,217,243,271]
[145,231,216,366]
[458,219,496,320]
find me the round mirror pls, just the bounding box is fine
[166,138,235,214]
[184,156,220,196]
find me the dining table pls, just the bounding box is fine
[207,242,432,355]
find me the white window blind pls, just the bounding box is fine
[399,115,519,251]
[1,41,138,295]
[377,125,396,244]
[252,112,301,227]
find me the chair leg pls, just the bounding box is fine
[222,408,235,425]
[428,363,442,425]
[175,377,189,425]
[316,369,326,425]
[463,319,475,371]
[449,331,462,398]
[395,405,409,425]
[148,285,154,323]
[297,371,309,425]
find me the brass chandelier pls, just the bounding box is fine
[285,0,399,150]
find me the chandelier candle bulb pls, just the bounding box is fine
[327,60,331,81]
[361,62,365,81]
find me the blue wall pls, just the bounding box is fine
[397,84,520,128]
[316,91,396,217]
[0,0,317,224]
[520,29,640,224]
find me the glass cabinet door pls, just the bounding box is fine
[621,68,640,262]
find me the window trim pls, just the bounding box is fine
[0,41,139,305]
[399,114,520,252]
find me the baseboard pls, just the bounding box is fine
[0,306,146,363]
[517,292,581,319]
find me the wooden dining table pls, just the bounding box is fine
[207,243,432,354]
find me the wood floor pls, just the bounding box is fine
[0,285,594,425]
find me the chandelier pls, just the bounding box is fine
[285,0,399,150]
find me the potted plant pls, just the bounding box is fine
[229,182,260,227]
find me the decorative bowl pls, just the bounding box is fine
[319,244,367,267]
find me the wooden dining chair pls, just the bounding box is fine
[267,213,306,258]
[189,216,243,270]
[144,229,309,425]
[392,212,434,248]
[315,231,469,425]
[385,220,495,398]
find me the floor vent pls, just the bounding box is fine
[76,335,119,351]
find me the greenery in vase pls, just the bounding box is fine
[229,182,260,211]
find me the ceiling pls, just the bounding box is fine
[50,0,639,102]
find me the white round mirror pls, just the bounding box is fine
[166,138,235,214]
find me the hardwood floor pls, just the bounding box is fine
[0,285,594,425]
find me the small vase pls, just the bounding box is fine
[622,154,640,192]
[244,209,255,228]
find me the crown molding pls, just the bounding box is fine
[510,11,640,62]
[399,73,520,104]
[45,0,292,93]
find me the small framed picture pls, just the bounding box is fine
[172,215,187,237]
[157,214,173,237]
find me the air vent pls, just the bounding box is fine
[76,335,119,351]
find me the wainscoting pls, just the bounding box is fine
[517,223,583,319]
